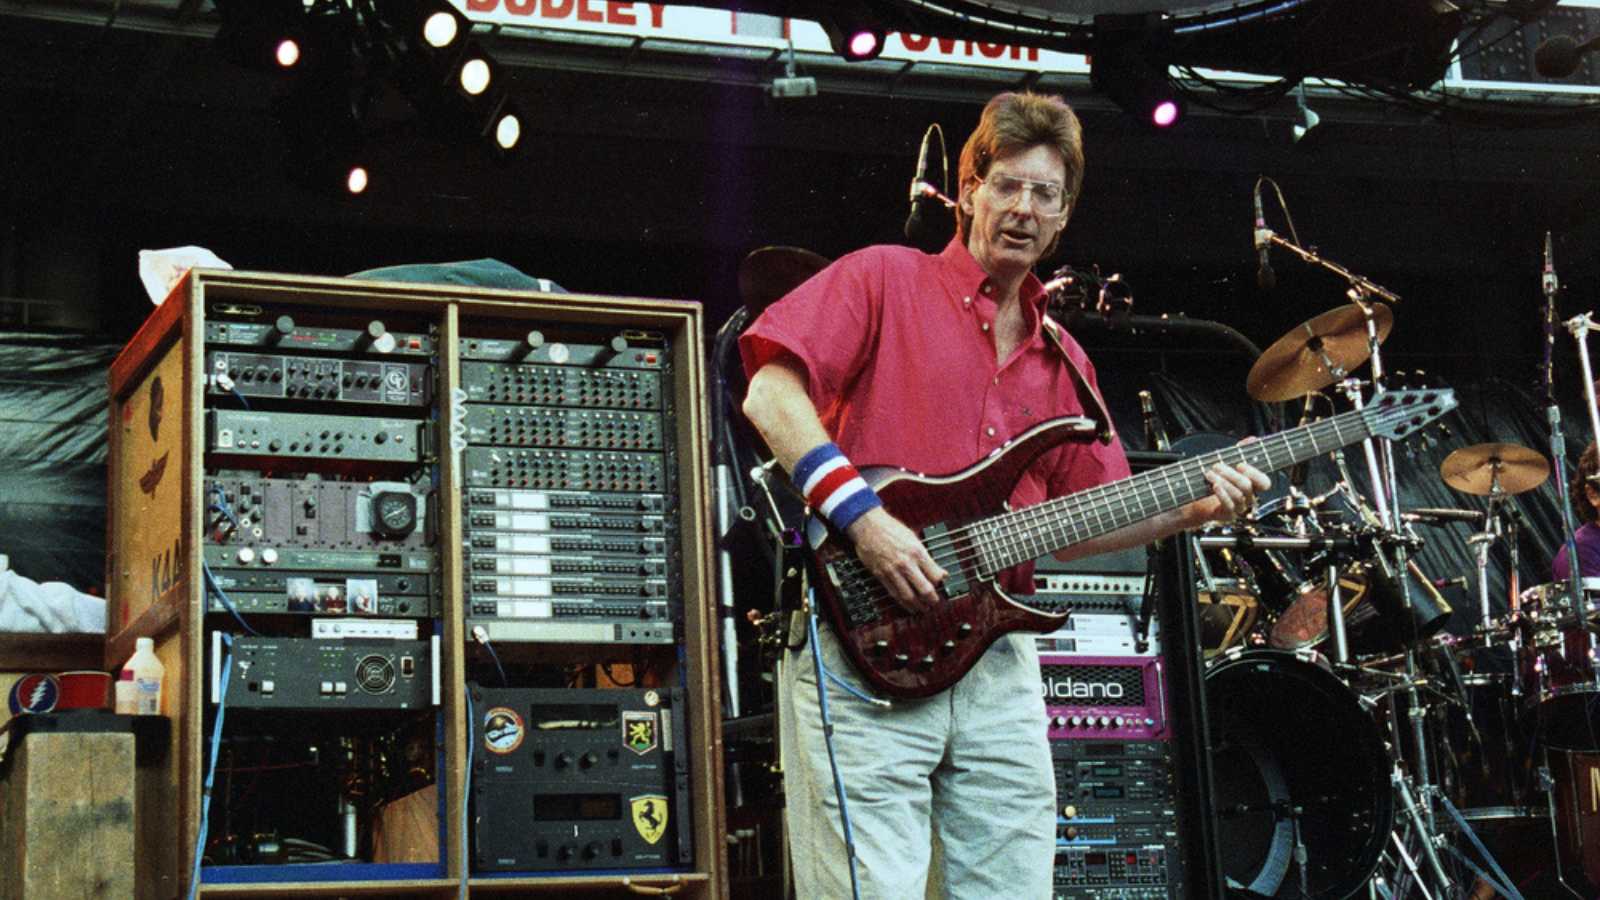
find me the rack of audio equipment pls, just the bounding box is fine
[105,270,725,898]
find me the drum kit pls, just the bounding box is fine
[1195,297,1600,899]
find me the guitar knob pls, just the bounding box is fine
[868,640,889,657]
[941,640,956,654]
[957,622,974,636]
[918,654,935,669]
[892,653,910,668]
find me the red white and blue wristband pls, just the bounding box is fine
[794,442,882,531]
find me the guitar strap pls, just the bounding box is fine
[1040,313,1115,444]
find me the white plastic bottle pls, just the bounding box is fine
[121,637,165,715]
[114,670,138,714]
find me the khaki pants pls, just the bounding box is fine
[780,623,1055,900]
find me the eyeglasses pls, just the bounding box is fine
[979,172,1070,216]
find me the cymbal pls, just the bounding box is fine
[1440,442,1550,495]
[737,246,830,315]
[1246,303,1395,402]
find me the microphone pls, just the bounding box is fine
[1138,390,1171,451]
[904,126,953,253]
[1402,508,1487,526]
[1253,182,1275,291]
[1535,33,1600,80]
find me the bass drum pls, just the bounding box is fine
[1207,650,1393,899]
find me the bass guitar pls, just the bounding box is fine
[807,388,1458,699]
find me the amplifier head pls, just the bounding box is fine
[1039,654,1167,741]
[468,685,692,872]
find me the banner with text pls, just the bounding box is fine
[456,1,1089,74]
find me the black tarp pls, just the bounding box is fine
[0,331,119,592]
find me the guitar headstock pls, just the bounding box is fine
[1365,388,1459,441]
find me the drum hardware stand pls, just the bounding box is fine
[1359,305,1457,861]
[1432,794,1526,900]
[1535,757,1591,900]
[1389,763,1456,899]
[1349,286,1463,895]
[1385,820,1441,900]
[1551,266,1591,631]
[1467,481,1512,648]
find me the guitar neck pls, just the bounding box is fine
[981,407,1376,573]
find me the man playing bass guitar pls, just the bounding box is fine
[740,91,1270,899]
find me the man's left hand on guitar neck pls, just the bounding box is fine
[1054,456,1270,567]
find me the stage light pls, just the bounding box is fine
[459,55,492,96]
[492,108,522,152]
[273,63,375,198]
[275,38,301,68]
[1091,43,1185,128]
[847,29,882,60]
[422,10,459,49]
[215,0,307,71]
[478,96,526,161]
[821,9,887,62]
[377,0,471,60]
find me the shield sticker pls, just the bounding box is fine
[623,710,658,756]
[630,794,668,845]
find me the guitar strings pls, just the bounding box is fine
[828,411,1383,619]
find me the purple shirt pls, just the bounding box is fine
[1552,521,1600,581]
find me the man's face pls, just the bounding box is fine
[960,143,1069,282]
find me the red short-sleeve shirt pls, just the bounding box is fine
[740,238,1131,584]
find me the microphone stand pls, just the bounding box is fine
[1256,230,1402,305]
[711,309,751,722]
[1561,310,1599,617]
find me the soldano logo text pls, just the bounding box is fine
[1040,676,1126,701]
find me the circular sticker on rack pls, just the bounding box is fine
[8,674,60,715]
[483,707,525,755]
[643,690,660,708]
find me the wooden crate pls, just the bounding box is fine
[105,270,726,899]
[0,715,171,900]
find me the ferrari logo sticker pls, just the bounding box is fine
[623,710,658,756]
[630,794,668,845]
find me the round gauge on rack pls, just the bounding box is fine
[371,491,418,539]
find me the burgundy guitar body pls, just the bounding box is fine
[804,388,1460,701]
[806,417,1098,700]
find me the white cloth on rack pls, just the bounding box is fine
[0,566,106,633]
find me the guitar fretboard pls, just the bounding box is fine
[973,392,1447,574]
